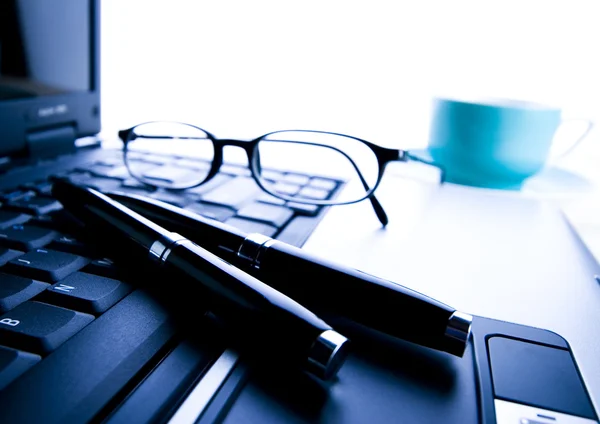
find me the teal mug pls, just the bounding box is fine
[419,97,594,189]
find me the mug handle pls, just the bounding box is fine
[549,118,594,163]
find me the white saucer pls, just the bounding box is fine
[404,148,597,201]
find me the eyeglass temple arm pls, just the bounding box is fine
[367,193,388,226]
[404,151,446,182]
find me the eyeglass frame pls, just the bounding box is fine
[118,121,443,226]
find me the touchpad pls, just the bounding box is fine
[487,336,596,421]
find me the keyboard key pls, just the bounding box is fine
[149,190,193,208]
[89,164,130,179]
[138,154,173,165]
[184,174,232,196]
[38,272,132,315]
[220,164,252,177]
[0,225,59,251]
[0,211,31,229]
[201,177,262,209]
[224,217,277,237]
[256,192,286,206]
[236,202,294,228]
[309,178,338,191]
[0,189,34,203]
[0,301,94,354]
[83,258,123,281]
[282,173,310,186]
[173,158,211,170]
[142,166,198,184]
[67,173,123,192]
[111,185,156,196]
[275,216,317,246]
[27,214,56,229]
[110,179,156,196]
[28,210,79,233]
[4,248,90,283]
[125,152,163,164]
[5,194,63,216]
[259,169,284,182]
[297,186,330,200]
[114,161,158,175]
[120,178,155,192]
[20,180,54,196]
[0,248,24,266]
[286,202,320,216]
[0,346,40,391]
[271,182,301,196]
[0,273,49,313]
[93,156,124,167]
[47,235,97,257]
[185,202,235,222]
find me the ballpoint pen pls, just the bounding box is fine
[52,179,349,380]
[107,191,473,357]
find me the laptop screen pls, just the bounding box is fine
[0,0,91,101]
[0,0,99,158]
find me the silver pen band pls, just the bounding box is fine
[237,233,276,270]
[149,232,191,264]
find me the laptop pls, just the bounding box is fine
[0,1,340,422]
[1,2,598,423]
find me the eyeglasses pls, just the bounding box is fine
[118,121,442,226]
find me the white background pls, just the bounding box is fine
[100,0,600,152]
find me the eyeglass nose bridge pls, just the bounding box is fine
[212,137,259,159]
[209,137,262,175]
[214,138,257,150]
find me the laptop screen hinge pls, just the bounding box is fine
[26,125,77,160]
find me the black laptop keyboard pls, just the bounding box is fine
[0,147,338,396]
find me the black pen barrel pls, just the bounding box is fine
[238,235,471,357]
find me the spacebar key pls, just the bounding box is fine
[0,290,176,424]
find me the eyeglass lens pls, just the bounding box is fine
[124,122,214,189]
[255,131,379,204]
